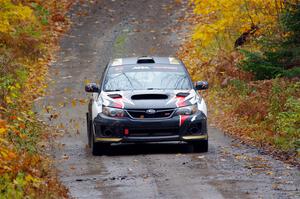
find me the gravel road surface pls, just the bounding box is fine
[37,0,300,198]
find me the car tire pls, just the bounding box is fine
[192,140,208,153]
[86,112,92,148]
[91,129,110,156]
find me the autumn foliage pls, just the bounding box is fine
[0,0,72,197]
[179,0,300,162]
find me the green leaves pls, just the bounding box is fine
[239,4,300,80]
[31,3,50,26]
[239,50,284,80]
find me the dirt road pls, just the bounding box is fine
[37,0,299,198]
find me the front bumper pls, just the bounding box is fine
[93,111,207,143]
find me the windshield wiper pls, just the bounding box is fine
[148,87,175,91]
[121,72,135,91]
[147,88,163,90]
[174,75,188,90]
[105,89,121,92]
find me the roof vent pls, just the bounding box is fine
[137,56,155,64]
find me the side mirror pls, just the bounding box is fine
[85,83,100,93]
[194,81,209,90]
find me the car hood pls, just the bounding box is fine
[101,90,199,109]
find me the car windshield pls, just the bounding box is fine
[103,65,192,91]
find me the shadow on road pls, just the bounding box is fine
[97,142,200,156]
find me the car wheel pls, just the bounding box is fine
[91,129,110,156]
[192,140,208,153]
[86,112,92,148]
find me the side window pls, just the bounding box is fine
[99,64,109,88]
[97,63,109,99]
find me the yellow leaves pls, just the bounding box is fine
[0,0,72,197]
[84,79,90,85]
[0,0,37,33]
[4,96,13,104]
[71,99,77,107]
[63,87,72,94]
[74,122,80,131]
[0,119,7,135]
[0,128,6,135]
[192,27,215,47]
[0,149,9,159]
[0,144,16,171]
[79,98,88,105]
[70,98,88,107]
[174,0,182,5]
[25,174,41,187]
[191,0,284,50]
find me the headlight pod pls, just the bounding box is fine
[102,106,124,117]
[176,104,198,115]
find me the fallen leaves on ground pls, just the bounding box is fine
[0,0,73,197]
[178,0,300,165]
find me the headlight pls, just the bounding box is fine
[102,106,124,117]
[176,104,198,115]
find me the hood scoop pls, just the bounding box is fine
[131,94,168,100]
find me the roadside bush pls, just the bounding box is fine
[0,0,71,198]
[179,0,300,162]
[270,81,300,152]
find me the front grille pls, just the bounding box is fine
[126,108,175,119]
[128,128,179,137]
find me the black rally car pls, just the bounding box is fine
[85,57,209,155]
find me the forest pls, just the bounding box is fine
[180,0,299,159]
[0,0,299,198]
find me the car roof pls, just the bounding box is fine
[108,56,183,67]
